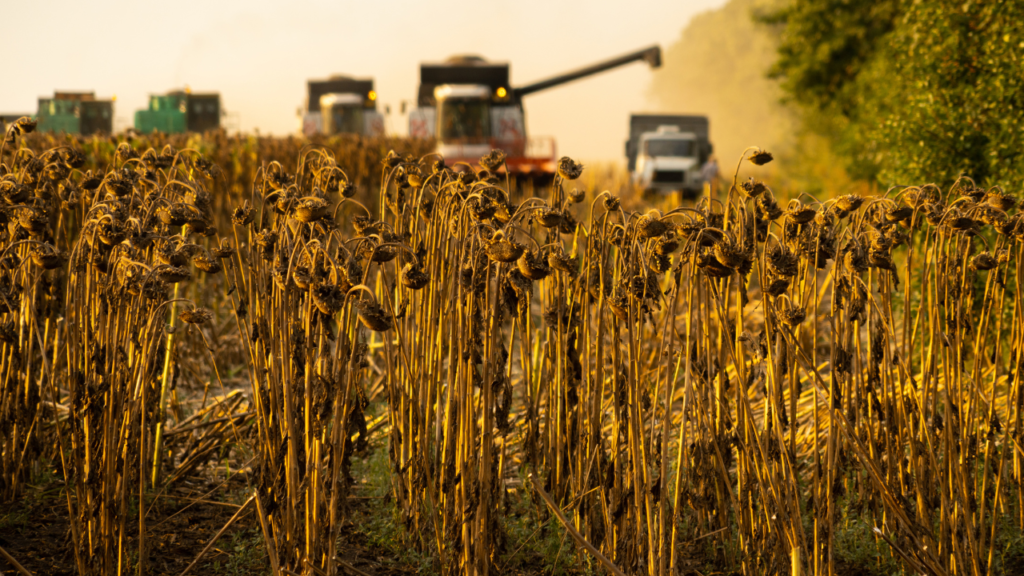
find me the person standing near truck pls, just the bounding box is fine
[699,155,719,201]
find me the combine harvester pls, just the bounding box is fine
[36,91,114,136]
[300,76,384,137]
[134,89,222,134]
[409,45,662,182]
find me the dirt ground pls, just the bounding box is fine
[0,470,417,576]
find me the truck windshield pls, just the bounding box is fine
[327,105,364,135]
[645,139,694,158]
[438,99,491,142]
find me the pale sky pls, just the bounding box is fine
[1,0,726,162]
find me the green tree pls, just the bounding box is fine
[769,0,1024,188]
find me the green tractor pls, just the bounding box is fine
[35,91,114,136]
[135,90,221,134]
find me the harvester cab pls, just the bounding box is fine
[411,46,661,179]
[134,89,221,134]
[302,76,383,137]
[36,91,114,136]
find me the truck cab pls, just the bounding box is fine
[626,114,711,199]
[635,126,703,196]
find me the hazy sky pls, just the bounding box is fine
[1,0,726,162]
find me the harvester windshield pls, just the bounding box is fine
[435,85,491,144]
[645,139,694,157]
[327,106,363,135]
[439,100,490,142]
[320,93,365,135]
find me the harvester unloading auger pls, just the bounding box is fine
[409,45,661,181]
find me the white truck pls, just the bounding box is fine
[626,114,712,199]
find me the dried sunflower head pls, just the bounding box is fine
[636,211,669,239]
[292,266,312,291]
[608,285,630,321]
[756,193,784,221]
[654,232,680,255]
[159,203,192,226]
[179,307,213,325]
[255,229,278,252]
[517,249,552,281]
[468,197,497,222]
[765,275,790,297]
[1,178,30,204]
[383,150,402,169]
[785,202,817,225]
[985,190,1016,212]
[970,252,997,271]
[115,143,139,163]
[370,231,401,263]
[712,235,748,270]
[194,255,222,274]
[885,205,913,223]
[97,220,128,246]
[485,231,525,263]
[696,249,732,278]
[156,242,190,267]
[500,269,532,314]
[355,299,392,332]
[211,238,235,259]
[400,262,430,290]
[835,194,864,213]
[976,205,1007,228]
[156,265,191,284]
[232,202,255,226]
[739,178,767,198]
[293,197,330,223]
[748,149,773,166]
[30,243,65,270]
[778,300,806,328]
[649,252,671,273]
[313,283,345,315]
[13,116,37,135]
[18,209,49,234]
[352,215,380,237]
[547,248,578,276]
[535,207,563,229]
[767,244,799,277]
[556,157,583,180]
[479,149,507,172]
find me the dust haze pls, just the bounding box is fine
[650,0,795,179]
